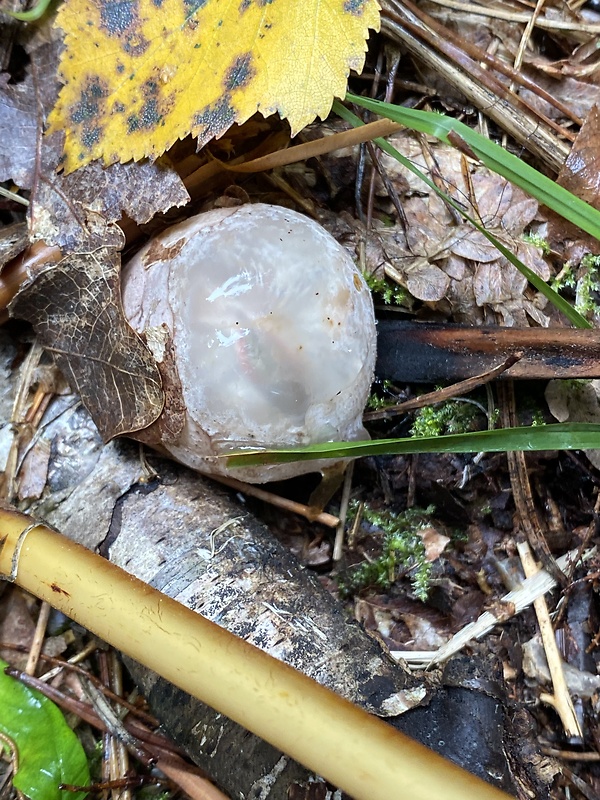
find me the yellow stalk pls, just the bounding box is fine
[0,506,512,800]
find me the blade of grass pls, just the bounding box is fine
[4,0,54,21]
[333,100,590,329]
[344,93,600,244]
[226,423,600,467]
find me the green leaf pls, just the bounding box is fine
[0,659,89,800]
[333,100,591,329]
[226,423,600,466]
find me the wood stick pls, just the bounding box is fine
[376,320,600,382]
[517,541,583,740]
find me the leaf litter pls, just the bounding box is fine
[1,0,600,797]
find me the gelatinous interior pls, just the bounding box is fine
[172,205,374,446]
[122,204,376,480]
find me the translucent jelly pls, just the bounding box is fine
[121,203,376,481]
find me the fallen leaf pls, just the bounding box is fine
[405,261,450,302]
[0,658,90,800]
[48,0,380,171]
[0,72,38,189]
[418,526,450,562]
[9,241,164,441]
[367,132,552,324]
[0,40,190,248]
[546,105,600,261]
[545,379,600,469]
[557,104,600,210]
[0,222,29,271]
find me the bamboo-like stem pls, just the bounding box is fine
[0,506,513,800]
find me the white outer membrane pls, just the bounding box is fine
[121,203,377,482]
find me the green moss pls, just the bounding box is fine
[522,232,550,255]
[363,271,408,306]
[338,503,435,602]
[575,254,600,316]
[552,256,600,317]
[410,398,482,438]
[530,408,546,427]
[366,379,397,411]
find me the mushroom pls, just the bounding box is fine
[121,203,376,482]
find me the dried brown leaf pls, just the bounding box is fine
[0,222,28,272]
[558,104,600,209]
[9,242,164,441]
[371,132,550,323]
[0,72,38,188]
[405,261,450,301]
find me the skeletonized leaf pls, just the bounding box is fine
[9,243,164,441]
[48,0,380,171]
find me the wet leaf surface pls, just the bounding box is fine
[0,658,90,800]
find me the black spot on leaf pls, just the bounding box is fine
[183,0,207,15]
[224,53,254,91]
[98,0,149,56]
[123,32,150,56]
[70,75,109,125]
[343,0,365,13]
[194,95,235,146]
[99,0,137,36]
[81,127,101,148]
[127,98,162,133]
[144,79,159,96]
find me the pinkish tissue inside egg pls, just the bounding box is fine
[121,203,377,481]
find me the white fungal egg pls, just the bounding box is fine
[121,203,376,482]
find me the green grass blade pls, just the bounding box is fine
[333,101,590,328]
[4,0,54,21]
[226,423,600,467]
[345,93,600,243]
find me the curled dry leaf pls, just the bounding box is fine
[548,105,600,257]
[367,132,551,323]
[9,241,164,441]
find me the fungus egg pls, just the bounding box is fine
[121,203,377,482]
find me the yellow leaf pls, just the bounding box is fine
[48,0,380,172]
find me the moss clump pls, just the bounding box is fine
[363,272,408,306]
[366,379,397,411]
[552,256,600,318]
[522,232,550,255]
[338,503,435,602]
[410,398,484,438]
